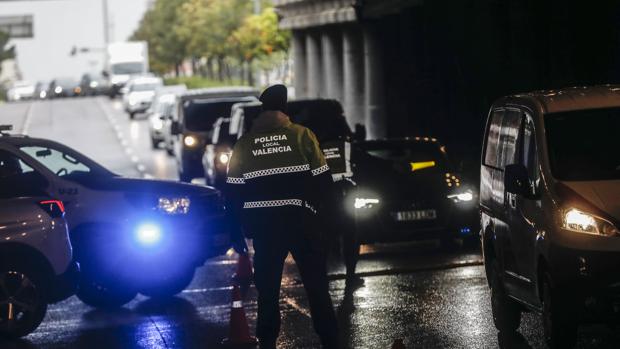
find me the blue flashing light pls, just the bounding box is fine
[459,227,472,236]
[136,223,162,246]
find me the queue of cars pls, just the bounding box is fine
[5,73,113,102]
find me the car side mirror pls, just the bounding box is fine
[101,70,109,78]
[504,164,532,198]
[171,121,181,135]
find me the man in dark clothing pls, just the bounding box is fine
[226,85,339,349]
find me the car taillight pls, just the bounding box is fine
[39,200,65,218]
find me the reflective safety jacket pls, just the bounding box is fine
[226,111,333,222]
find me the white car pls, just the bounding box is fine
[0,126,230,308]
[6,81,35,102]
[148,85,187,149]
[122,76,164,119]
[0,153,77,339]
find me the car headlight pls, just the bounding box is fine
[54,86,62,94]
[218,153,230,164]
[90,81,99,88]
[184,135,198,147]
[563,208,619,236]
[447,189,474,203]
[152,119,164,130]
[354,198,380,209]
[158,197,190,214]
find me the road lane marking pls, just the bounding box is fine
[284,297,312,318]
[327,259,484,281]
[20,102,34,134]
[95,97,151,177]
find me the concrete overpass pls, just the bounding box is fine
[274,0,620,173]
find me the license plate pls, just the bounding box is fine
[392,209,437,221]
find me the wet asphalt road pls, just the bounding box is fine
[1,98,620,348]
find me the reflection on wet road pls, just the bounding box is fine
[1,98,619,348]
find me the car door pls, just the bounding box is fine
[492,108,533,300]
[505,111,542,305]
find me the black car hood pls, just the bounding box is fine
[76,175,218,197]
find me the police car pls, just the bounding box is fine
[0,125,230,308]
[0,131,78,337]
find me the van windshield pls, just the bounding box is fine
[546,107,620,181]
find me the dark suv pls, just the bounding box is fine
[352,138,478,247]
[480,86,620,348]
[170,87,258,182]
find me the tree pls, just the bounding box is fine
[0,31,15,76]
[229,8,290,84]
[132,0,189,76]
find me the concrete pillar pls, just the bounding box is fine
[321,28,344,103]
[364,25,387,139]
[343,27,365,129]
[306,31,323,98]
[292,31,307,98]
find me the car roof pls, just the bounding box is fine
[499,85,620,114]
[180,87,259,101]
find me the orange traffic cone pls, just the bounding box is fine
[232,253,253,284]
[221,285,258,347]
[391,339,406,349]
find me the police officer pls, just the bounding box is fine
[226,85,339,349]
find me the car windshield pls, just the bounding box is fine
[545,107,620,181]
[111,62,144,75]
[359,141,448,168]
[184,100,244,132]
[20,144,113,179]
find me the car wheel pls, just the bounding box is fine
[542,273,577,348]
[166,147,174,156]
[77,277,136,309]
[150,137,159,149]
[0,266,48,339]
[140,269,195,300]
[489,260,521,332]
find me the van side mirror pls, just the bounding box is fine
[171,121,181,135]
[504,164,531,197]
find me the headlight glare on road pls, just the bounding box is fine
[135,223,162,246]
[563,208,619,236]
[158,197,190,215]
[354,198,380,209]
[218,153,230,164]
[184,135,198,147]
[447,189,474,203]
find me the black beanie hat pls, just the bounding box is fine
[259,84,288,112]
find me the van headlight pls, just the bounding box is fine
[563,208,619,236]
[354,198,380,209]
[447,189,474,203]
[158,197,190,214]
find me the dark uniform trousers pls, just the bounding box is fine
[250,210,339,348]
